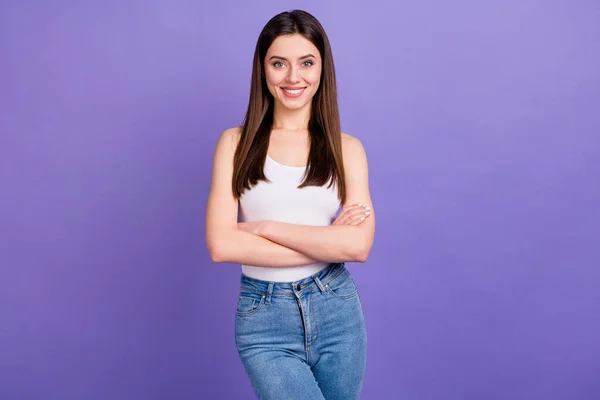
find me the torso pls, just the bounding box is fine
[236,127,347,282]
[267,129,311,167]
[265,128,350,167]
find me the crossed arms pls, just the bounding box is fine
[205,127,375,267]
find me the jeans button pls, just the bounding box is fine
[296,284,301,291]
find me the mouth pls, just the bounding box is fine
[281,86,307,98]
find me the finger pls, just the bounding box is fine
[353,210,372,224]
[334,209,352,223]
[334,205,360,225]
[340,211,356,225]
[348,215,366,225]
[332,211,347,225]
[343,207,370,224]
[341,203,365,212]
[342,204,370,218]
[342,208,361,224]
[344,209,371,225]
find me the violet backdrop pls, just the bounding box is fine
[1,1,599,399]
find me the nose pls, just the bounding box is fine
[286,65,300,83]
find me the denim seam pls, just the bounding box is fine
[235,296,265,316]
[309,294,318,344]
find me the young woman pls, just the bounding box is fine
[205,9,375,400]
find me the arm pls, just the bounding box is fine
[214,228,323,267]
[205,127,324,267]
[257,134,376,263]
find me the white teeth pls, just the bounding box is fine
[283,88,304,94]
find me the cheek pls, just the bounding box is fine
[264,73,279,95]
[266,66,286,78]
[308,77,321,92]
[264,71,275,86]
[307,68,322,85]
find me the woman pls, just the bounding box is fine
[205,9,375,400]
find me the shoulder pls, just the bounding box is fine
[216,126,243,154]
[341,132,368,164]
[224,125,243,145]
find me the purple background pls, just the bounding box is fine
[1,1,599,399]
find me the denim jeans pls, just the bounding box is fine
[234,262,368,400]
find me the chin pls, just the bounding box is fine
[281,101,310,110]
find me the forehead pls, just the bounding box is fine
[266,34,319,59]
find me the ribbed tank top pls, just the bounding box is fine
[238,154,341,282]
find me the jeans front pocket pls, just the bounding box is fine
[236,289,266,316]
[326,269,359,300]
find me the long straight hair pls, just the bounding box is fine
[232,9,346,204]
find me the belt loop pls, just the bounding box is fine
[265,282,274,304]
[312,273,327,294]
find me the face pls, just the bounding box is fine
[263,33,322,110]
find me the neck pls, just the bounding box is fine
[272,100,311,131]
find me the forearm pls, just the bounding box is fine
[210,228,323,267]
[259,222,366,263]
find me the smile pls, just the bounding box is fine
[281,87,307,98]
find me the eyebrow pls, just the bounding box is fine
[268,54,316,61]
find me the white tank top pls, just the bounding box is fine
[238,154,341,282]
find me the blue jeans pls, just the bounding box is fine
[234,262,368,400]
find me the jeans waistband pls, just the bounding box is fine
[239,262,346,300]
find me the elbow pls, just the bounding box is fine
[345,247,366,263]
[344,233,372,263]
[206,228,237,263]
[354,250,368,263]
[207,241,225,263]
[353,243,372,263]
[207,228,239,263]
[208,247,221,263]
[209,249,222,263]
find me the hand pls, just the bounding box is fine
[237,220,268,236]
[332,203,371,226]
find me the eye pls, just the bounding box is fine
[303,60,314,67]
[273,61,284,68]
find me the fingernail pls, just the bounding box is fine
[365,211,370,216]
[360,217,365,220]
[358,203,363,206]
[365,206,371,211]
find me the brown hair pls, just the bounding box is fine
[231,9,346,204]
